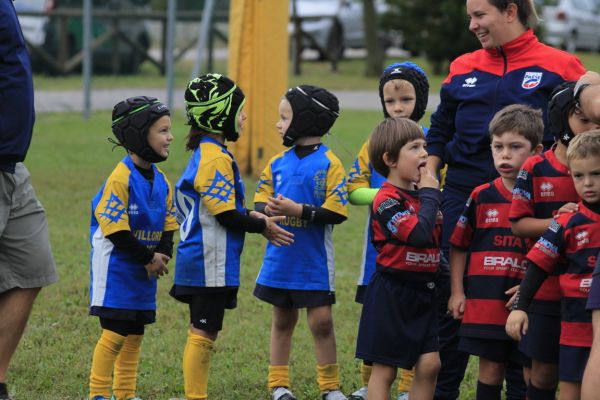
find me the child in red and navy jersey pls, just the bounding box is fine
[448,105,543,400]
[508,82,600,399]
[507,130,600,400]
[583,254,600,399]
[355,118,442,400]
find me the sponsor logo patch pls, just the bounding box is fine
[522,72,543,89]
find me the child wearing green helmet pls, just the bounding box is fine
[170,73,294,400]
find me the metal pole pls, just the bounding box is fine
[191,0,215,79]
[165,0,176,110]
[82,0,92,119]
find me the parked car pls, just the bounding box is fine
[538,0,600,52]
[15,0,151,74]
[290,0,392,60]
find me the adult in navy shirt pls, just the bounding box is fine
[0,1,57,399]
[426,1,584,399]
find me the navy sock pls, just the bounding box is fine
[526,382,557,400]
[476,380,502,400]
[0,383,7,395]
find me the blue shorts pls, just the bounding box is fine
[559,345,590,382]
[518,312,560,364]
[356,271,438,369]
[458,336,530,366]
[253,283,336,309]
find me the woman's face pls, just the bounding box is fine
[467,0,514,49]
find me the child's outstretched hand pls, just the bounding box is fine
[556,202,578,217]
[249,211,295,247]
[144,252,170,279]
[265,194,302,218]
[505,285,520,309]
[417,166,439,190]
[505,310,528,341]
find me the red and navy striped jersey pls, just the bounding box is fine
[509,149,579,314]
[371,182,442,283]
[586,253,600,310]
[450,178,529,340]
[526,203,600,348]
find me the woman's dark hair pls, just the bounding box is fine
[488,0,539,28]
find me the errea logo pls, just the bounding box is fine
[485,208,499,223]
[462,77,477,88]
[576,230,590,247]
[128,203,140,215]
[540,182,554,197]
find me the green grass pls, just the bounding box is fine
[32,50,600,93]
[8,109,483,399]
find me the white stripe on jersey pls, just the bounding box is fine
[325,224,335,291]
[199,201,227,286]
[90,226,114,307]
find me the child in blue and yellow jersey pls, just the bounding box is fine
[88,96,178,400]
[355,118,442,400]
[448,104,544,400]
[507,130,600,400]
[171,73,293,400]
[253,85,349,400]
[347,61,429,400]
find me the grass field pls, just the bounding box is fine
[7,109,483,399]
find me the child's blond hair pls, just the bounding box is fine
[368,117,425,177]
[566,129,600,165]
[488,104,543,149]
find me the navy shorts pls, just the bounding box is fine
[354,285,367,304]
[253,283,336,309]
[171,287,238,332]
[458,336,530,366]
[518,312,560,364]
[559,345,590,382]
[356,271,438,370]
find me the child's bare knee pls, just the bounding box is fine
[309,317,333,338]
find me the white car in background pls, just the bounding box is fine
[290,0,392,60]
[539,0,600,52]
[13,0,50,47]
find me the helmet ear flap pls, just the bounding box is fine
[548,81,577,146]
[111,96,170,163]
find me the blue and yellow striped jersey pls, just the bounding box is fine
[90,155,178,310]
[255,144,348,291]
[174,137,246,287]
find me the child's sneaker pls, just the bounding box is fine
[397,392,409,400]
[347,386,368,400]
[322,390,348,400]
[91,397,110,400]
[109,397,142,400]
[272,386,297,400]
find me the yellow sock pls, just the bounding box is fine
[112,334,143,400]
[317,363,340,392]
[268,365,290,390]
[89,329,126,399]
[183,330,214,400]
[397,367,415,392]
[360,363,372,387]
